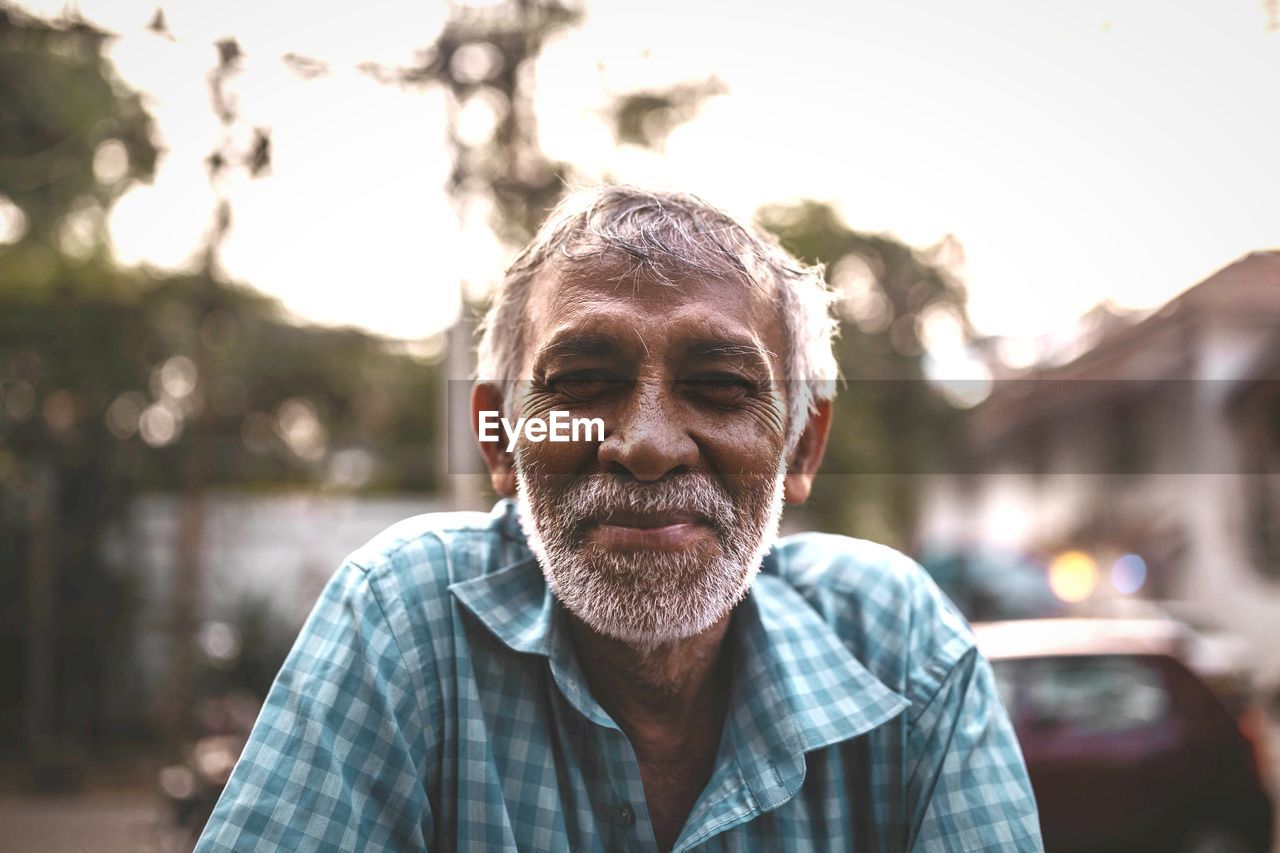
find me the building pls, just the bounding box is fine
[919,251,1280,685]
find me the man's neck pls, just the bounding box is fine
[567,613,735,850]
[568,613,733,726]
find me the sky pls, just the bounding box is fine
[14,0,1280,349]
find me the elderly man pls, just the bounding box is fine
[196,187,1042,852]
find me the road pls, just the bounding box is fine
[0,788,182,853]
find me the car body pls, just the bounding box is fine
[974,618,1274,853]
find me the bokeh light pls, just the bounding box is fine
[105,391,146,439]
[41,389,77,434]
[1047,550,1099,603]
[92,139,130,185]
[0,194,28,244]
[199,621,243,669]
[139,401,183,447]
[156,355,198,400]
[1111,553,1148,595]
[450,41,504,84]
[2,379,36,421]
[275,397,328,462]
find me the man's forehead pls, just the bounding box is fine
[522,258,784,364]
[535,315,778,364]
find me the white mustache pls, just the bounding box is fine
[558,473,737,532]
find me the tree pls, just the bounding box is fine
[1,4,161,782]
[0,6,446,772]
[0,4,156,256]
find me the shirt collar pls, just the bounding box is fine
[448,499,909,793]
[449,500,621,727]
[724,572,909,811]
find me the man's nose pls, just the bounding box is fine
[597,380,698,481]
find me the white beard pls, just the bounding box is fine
[514,458,786,650]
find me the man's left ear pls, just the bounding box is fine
[472,381,518,497]
[784,398,832,504]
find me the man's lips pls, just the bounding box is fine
[581,510,714,550]
[589,509,705,528]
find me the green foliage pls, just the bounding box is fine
[378,0,583,246]
[0,5,157,245]
[607,78,727,151]
[1,274,444,492]
[0,6,445,756]
[0,265,446,751]
[758,201,969,547]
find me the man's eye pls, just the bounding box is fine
[681,374,757,405]
[547,372,623,401]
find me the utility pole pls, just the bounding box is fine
[383,0,581,508]
[162,35,271,745]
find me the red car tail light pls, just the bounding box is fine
[1237,704,1271,790]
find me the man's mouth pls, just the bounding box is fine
[581,509,715,551]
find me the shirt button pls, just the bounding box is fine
[617,803,635,827]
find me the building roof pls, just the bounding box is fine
[970,251,1280,447]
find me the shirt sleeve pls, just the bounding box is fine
[906,646,1044,852]
[194,561,432,852]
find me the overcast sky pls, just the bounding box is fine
[16,0,1280,347]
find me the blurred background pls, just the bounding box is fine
[1,1,1278,850]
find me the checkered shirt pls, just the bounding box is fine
[195,499,1043,851]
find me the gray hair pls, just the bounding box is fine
[475,186,839,452]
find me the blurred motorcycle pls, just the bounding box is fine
[156,692,259,850]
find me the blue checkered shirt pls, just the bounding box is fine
[196,500,1042,851]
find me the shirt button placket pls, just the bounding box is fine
[616,802,636,827]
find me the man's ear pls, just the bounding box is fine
[472,381,517,497]
[784,398,832,505]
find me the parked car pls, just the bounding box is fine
[1083,598,1259,718]
[974,618,1274,853]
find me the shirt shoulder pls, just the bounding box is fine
[765,532,977,717]
[341,502,530,600]
[320,503,532,688]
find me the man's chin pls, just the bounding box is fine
[546,551,760,649]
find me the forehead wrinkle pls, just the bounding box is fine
[530,326,638,376]
[536,331,618,362]
[522,269,628,373]
[681,309,782,375]
[687,338,775,366]
[525,267,784,374]
[633,325,651,360]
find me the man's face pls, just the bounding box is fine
[509,258,792,647]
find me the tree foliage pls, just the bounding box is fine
[607,77,726,151]
[0,5,156,248]
[371,0,582,246]
[0,6,444,761]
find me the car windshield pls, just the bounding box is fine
[995,655,1171,734]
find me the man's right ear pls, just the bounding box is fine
[471,381,517,497]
